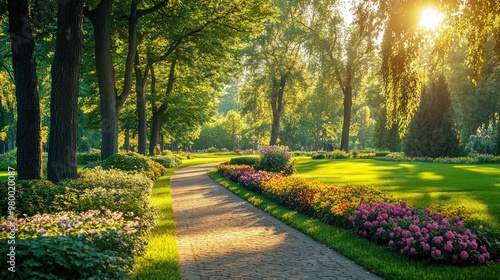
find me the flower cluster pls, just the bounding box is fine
[257,146,293,174]
[349,201,491,265]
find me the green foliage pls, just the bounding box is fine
[0,180,63,217]
[0,236,129,280]
[151,156,182,168]
[207,147,221,153]
[256,146,294,174]
[229,157,259,166]
[0,152,16,171]
[311,153,326,159]
[54,167,155,225]
[102,153,165,181]
[77,152,101,165]
[403,75,463,158]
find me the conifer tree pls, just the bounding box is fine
[403,74,463,157]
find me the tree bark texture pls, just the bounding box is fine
[269,74,287,146]
[47,0,83,183]
[340,84,352,152]
[8,0,42,180]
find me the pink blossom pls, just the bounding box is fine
[459,242,468,250]
[445,231,455,240]
[460,250,469,260]
[468,240,478,250]
[432,236,444,244]
[444,241,453,252]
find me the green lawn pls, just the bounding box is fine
[293,157,500,231]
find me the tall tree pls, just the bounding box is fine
[239,0,307,145]
[306,0,378,151]
[47,0,84,183]
[7,0,42,179]
[84,0,168,160]
[403,74,462,157]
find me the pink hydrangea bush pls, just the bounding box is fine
[349,201,492,265]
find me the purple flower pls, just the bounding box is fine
[432,236,444,244]
[445,231,455,241]
[460,250,469,260]
[444,241,453,252]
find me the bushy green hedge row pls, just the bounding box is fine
[0,152,16,171]
[77,152,101,165]
[229,157,259,166]
[381,152,500,164]
[101,153,166,181]
[151,155,182,168]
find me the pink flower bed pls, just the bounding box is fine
[349,201,492,265]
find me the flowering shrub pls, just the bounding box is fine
[0,210,150,259]
[349,201,493,265]
[0,236,129,279]
[54,167,156,225]
[257,146,294,174]
[101,153,166,181]
[151,155,182,168]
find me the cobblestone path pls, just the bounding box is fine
[171,163,384,280]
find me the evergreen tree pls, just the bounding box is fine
[403,74,463,157]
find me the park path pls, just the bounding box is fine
[170,163,384,280]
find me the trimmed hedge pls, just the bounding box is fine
[229,157,259,166]
[77,152,101,165]
[102,153,166,181]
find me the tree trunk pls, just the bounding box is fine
[8,0,42,180]
[270,111,281,146]
[135,55,150,155]
[149,105,167,156]
[340,84,352,152]
[88,0,118,160]
[47,0,83,183]
[269,74,287,146]
[124,129,130,151]
[159,134,164,152]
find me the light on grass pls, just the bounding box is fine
[419,8,444,30]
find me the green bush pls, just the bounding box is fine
[0,180,64,217]
[0,236,129,280]
[177,151,195,159]
[230,157,259,166]
[102,153,165,181]
[77,152,101,165]
[257,146,295,174]
[311,153,326,159]
[207,147,220,153]
[151,155,182,168]
[0,152,16,171]
[325,150,351,159]
[55,167,155,223]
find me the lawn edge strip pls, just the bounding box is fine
[208,169,500,280]
[131,168,182,280]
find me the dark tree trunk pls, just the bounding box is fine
[149,60,176,156]
[340,84,352,152]
[8,0,42,180]
[135,55,151,155]
[149,105,166,156]
[159,134,164,152]
[124,129,130,151]
[87,0,117,160]
[47,0,83,183]
[269,74,287,146]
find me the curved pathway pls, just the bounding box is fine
[171,163,383,280]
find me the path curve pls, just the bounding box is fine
[171,163,383,280]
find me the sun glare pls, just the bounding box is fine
[419,8,444,30]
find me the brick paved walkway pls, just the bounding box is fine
[171,163,384,280]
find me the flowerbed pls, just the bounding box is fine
[217,163,500,265]
[349,202,493,265]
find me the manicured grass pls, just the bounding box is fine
[293,157,500,231]
[0,170,7,182]
[131,154,233,279]
[209,170,500,280]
